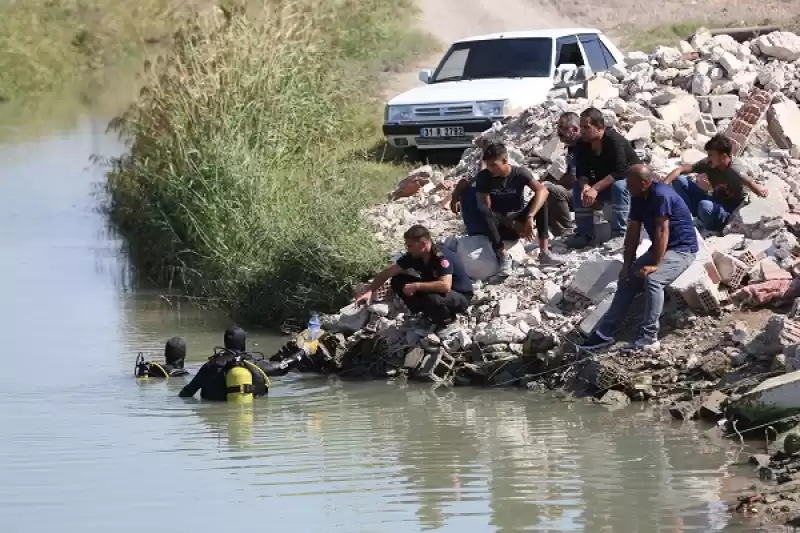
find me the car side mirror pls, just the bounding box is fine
[418,69,432,84]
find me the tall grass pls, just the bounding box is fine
[105,0,431,326]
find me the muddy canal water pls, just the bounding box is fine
[0,118,766,532]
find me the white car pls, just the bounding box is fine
[383,28,626,151]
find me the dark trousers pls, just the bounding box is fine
[390,274,471,327]
[477,197,549,252]
[544,182,574,237]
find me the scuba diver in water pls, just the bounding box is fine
[135,337,189,378]
[178,326,314,402]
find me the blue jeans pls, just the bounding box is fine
[594,248,696,344]
[671,175,731,231]
[460,185,485,236]
[572,179,630,238]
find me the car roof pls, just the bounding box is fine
[453,28,604,43]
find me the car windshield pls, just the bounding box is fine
[431,37,553,83]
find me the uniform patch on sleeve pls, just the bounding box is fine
[440,259,450,268]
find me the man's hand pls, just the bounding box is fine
[449,197,461,214]
[513,218,535,241]
[619,266,630,283]
[402,282,419,297]
[752,183,769,198]
[354,290,372,307]
[581,187,598,207]
[638,265,659,278]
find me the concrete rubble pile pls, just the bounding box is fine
[311,30,800,447]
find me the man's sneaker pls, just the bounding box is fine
[621,339,661,353]
[602,235,626,252]
[566,233,594,250]
[539,249,566,266]
[497,256,514,277]
[580,331,615,351]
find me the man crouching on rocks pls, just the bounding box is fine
[581,164,698,353]
[354,225,474,330]
[474,142,565,276]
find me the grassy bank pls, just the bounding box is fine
[105,0,432,327]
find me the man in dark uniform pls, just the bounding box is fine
[354,224,473,329]
[135,336,189,378]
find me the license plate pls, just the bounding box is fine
[419,126,465,137]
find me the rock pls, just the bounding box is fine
[753,32,800,62]
[568,255,623,303]
[719,52,743,77]
[334,304,370,333]
[523,329,557,354]
[691,73,712,96]
[725,176,788,238]
[699,391,729,421]
[767,100,800,158]
[368,303,390,317]
[657,94,701,126]
[541,281,563,306]
[475,320,526,345]
[598,390,630,410]
[457,235,499,281]
[625,120,652,142]
[497,296,518,316]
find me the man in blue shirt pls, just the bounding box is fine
[582,164,698,352]
[354,225,473,329]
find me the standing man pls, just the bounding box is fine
[661,134,768,231]
[474,142,565,276]
[567,107,641,250]
[581,165,698,352]
[354,225,473,329]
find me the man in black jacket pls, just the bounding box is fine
[567,107,641,249]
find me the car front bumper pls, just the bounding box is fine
[382,119,494,150]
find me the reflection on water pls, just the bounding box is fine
[0,119,766,532]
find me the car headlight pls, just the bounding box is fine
[475,100,509,117]
[386,105,413,122]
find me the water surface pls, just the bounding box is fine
[0,119,766,532]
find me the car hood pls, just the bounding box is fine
[387,77,554,106]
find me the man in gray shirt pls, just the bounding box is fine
[661,134,768,231]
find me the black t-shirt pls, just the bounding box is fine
[396,247,474,296]
[573,128,641,186]
[474,166,535,215]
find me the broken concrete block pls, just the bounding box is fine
[625,120,652,142]
[523,329,557,354]
[457,235,498,281]
[699,391,729,421]
[496,296,518,316]
[475,320,526,345]
[534,136,563,163]
[403,347,425,370]
[753,32,800,62]
[585,76,619,103]
[578,294,615,336]
[414,351,456,383]
[669,259,721,312]
[691,73,712,96]
[568,256,622,303]
[541,281,563,306]
[708,94,739,119]
[696,113,717,136]
[669,399,700,420]
[729,370,800,429]
[712,251,750,289]
[759,258,793,282]
[767,100,800,158]
[657,93,701,126]
[719,52,743,77]
[724,177,788,238]
[598,390,631,410]
[681,148,707,165]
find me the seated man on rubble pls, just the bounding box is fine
[353,224,473,329]
[581,164,698,353]
[450,131,574,250]
[540,111,581,237]
[450,142,565,277]
[660,133,768,232]
[566,107,641,250]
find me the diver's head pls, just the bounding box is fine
[224,326,247,352]
[164,337,186,368]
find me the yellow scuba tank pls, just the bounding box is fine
[225,359,254,404]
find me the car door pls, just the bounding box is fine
[578,33,614,73]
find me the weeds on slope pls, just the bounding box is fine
[105,0,431,326]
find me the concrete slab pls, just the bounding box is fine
[730,370,800,428]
